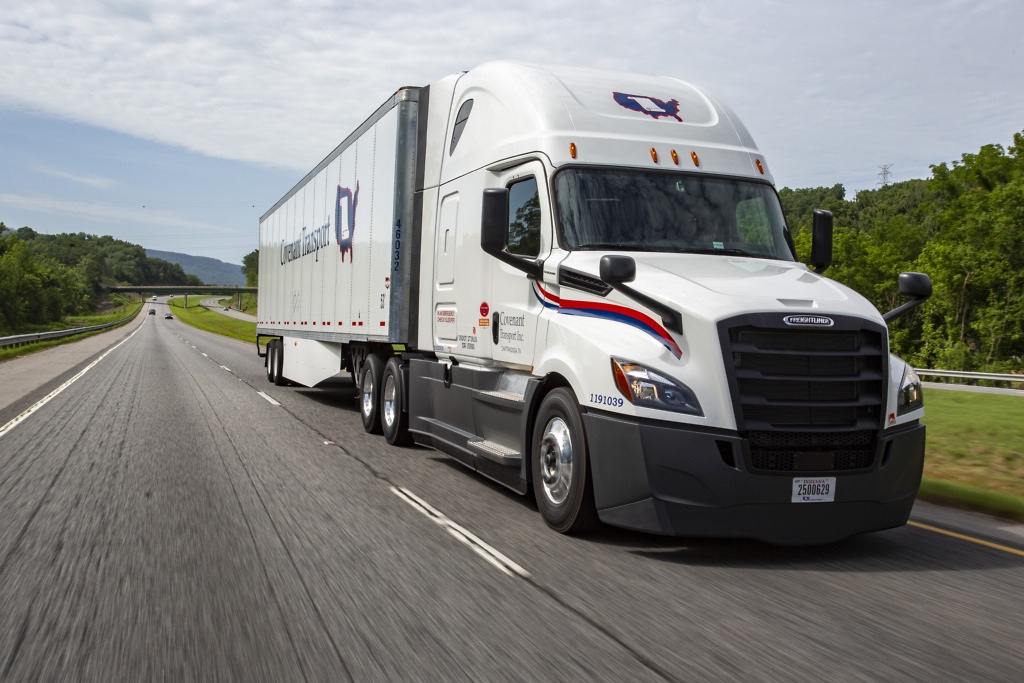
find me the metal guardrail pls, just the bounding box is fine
[916,369,1023,385]
[0,305,143,349]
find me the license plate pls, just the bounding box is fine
[792,477,836,503]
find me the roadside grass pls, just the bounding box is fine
[0,296,143,362]
[168,296,262,347]
[217,293,257,316]
[921,389,1024,521]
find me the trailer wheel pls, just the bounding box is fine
[272,339,286,386]
[532,388,598,534]
[266,341,276,383]
[359,354,385,434]
[381,356,412,446]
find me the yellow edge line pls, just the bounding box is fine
[908,521,1024,557]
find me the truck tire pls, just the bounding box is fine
[266,342,276,383]
[359,354,385,434]
[272,339,286,386]
[381,356,412,446]
[531,388,598,534]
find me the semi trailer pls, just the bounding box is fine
[256,61,931,545]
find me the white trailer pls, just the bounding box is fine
[257,61,931,545]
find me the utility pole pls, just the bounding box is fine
[878,164,893,187]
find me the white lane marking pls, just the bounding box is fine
[256,391,281,406]
[391,486,529,579]
[0,325,144,441]
[220,366,231,372]
[201,352,208,357]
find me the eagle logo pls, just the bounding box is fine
[336,182,360,262]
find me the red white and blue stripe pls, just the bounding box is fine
[533,282,682,359]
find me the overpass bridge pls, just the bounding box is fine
[106,285,256,308]
[106,285,257,295]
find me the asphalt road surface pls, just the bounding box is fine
[1,314,1022,681]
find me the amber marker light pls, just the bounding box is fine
[569,142,577,159]
[756,159,765,174]
[650,148,659,163]
[691,151,700,167]
[670,149,680,165]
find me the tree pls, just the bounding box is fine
[242,249,259,287]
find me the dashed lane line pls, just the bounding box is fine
[0,325,144,441]
[391,485,530,579]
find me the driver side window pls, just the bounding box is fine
[507,177,541,257]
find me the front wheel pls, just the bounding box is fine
[381,356,412,446]
[531,388,598,534]
[359,354,385,434]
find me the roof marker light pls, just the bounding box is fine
[650,148,659,163]
[691,151,700,167]
[569,142,577,159]
[756,159,765,174]
[670,149,679,165]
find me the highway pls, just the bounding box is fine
[1,309,1022,681]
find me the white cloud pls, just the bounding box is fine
[1,0,1023,194]
[0,192,228,233]
[32,166,117,188]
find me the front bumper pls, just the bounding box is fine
[584,411,925,545]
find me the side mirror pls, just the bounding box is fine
[481,188,508,257]
[810,209,832,274]
[883,272,932,323]
[598,255,682,334]
[480,188,541,278]
[599,255,636,284]
[898,271,932,299]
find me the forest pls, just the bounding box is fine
[781,130,1024,373]
[0,226,202,334]
[3,131,1023,371]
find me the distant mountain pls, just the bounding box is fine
[145,249,245,286]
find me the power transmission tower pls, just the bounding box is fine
[878,164,893,187]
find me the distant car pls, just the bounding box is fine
[148,308,156,315]
[164,313,173,319]
[152,295,158,300]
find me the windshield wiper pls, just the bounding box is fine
[579,243,646,251]
[672,247,769,258]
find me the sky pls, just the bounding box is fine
[1,0,1022,265]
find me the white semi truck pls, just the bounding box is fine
[256,61,931,545]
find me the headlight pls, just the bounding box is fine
[610,357,703,416]
[897,365,923,415]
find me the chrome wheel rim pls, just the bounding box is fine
[539,417,573,505]
[382,373,397,428]
[361,370,375,418]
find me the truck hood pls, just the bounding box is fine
[554,252,882,324]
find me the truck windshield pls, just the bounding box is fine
[553,168,795,260]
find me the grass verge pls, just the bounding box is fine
[0,299,143,362]
[919,388,1024,522]
[918,478,1024,522]
[168,297,261,347]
